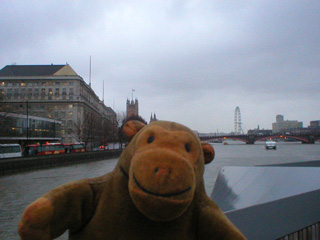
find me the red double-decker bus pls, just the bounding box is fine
[24,143,65,156]
[23,143,87,156]
[64,143,87,153]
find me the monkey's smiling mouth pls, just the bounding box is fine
[133,173,191,198]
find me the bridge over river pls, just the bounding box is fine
[199,133,320,144]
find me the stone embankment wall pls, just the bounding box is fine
[0,150,122,176]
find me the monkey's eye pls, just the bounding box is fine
[147,136,154,144]
[185,143,191,153]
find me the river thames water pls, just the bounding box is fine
[1,142,319,239]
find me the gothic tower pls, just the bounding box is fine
[126,99,139,117]
[150,113,158,123]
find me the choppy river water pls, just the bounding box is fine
[1,142,319,239]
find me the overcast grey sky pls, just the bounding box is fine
[1,0,319,133]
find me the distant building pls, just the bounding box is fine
[150,113,157,123]
[310,120,320,128]
[307,120,320,134]
[247,125,272,135]
[276,115,284,122]
[0,64,117,146]
[126,99,139,117]
[272,115,303,133]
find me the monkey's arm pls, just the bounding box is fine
[18,175,108,240]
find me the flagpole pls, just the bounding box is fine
[132,89,135,101]
[89,55,92,87]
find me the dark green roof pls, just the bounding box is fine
[0,65,66,77]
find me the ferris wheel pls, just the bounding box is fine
[234,106,244,134]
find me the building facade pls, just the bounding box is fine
[310,120,320,128]
[0,64,117,147]
[272,115,303,133]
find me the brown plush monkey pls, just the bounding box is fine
[19,120,246,240]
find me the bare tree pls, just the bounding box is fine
[0,112,15,142]
[70,111,114,150]
[117,111,126,127]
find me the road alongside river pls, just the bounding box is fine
[1,142,319,239]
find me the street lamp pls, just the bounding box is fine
[53,120,56,140]
[26,100,29,141]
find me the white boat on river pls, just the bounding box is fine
[265,140,277,150]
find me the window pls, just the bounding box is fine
[34,89,39,98]
[62,88,66,95]
[0,89,4,100]
[7,89,12,97]
[62,82,67,86]
[49,82,53,86]
[42,82,47,86]
[55,82,60,86]
[0,82,4,86]
[34,82,39,86]
[41,88,46,99]
[69,88,74,95]
[21,82,26,87]
[48,89,53,100]
[14,89,19,99]
[68,111,73,118]
[20,88,26,98]
[7,82,12,87]
[67,120,73,128]
[27,88,32,97]
[27,82,33,87]
[68,82,74,85]
[13,82,19,87]
[55,88,60,95]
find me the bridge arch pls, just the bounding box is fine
[200,133,318,144]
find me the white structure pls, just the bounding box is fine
[234,106,244,134]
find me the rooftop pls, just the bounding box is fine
[0,64,77,77]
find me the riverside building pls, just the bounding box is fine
[272,115,303,134]
[0,64,117,147]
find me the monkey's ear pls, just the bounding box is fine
[122,120,146,141]
[201,142,215,164]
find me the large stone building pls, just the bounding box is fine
[272,115,303,133]
[0,64,117,147]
